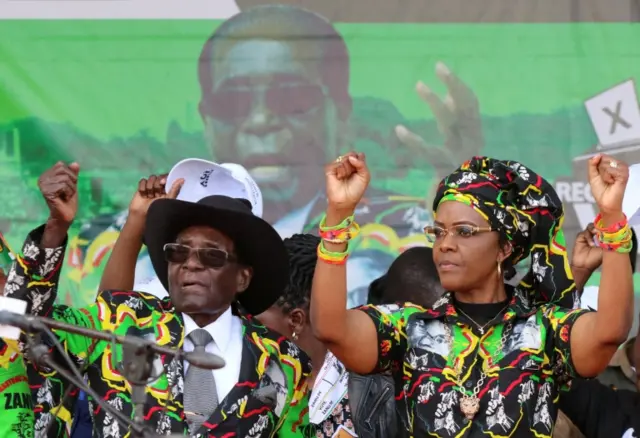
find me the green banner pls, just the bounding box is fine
[1,11,640,310]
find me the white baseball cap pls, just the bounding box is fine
[165,158,263,218]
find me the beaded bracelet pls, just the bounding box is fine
[318,214,361,244]
[598,236,633,253]
[317,241,349,265]
[593,213,627,233]
[593,213,633,253]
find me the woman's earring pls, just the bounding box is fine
[497,260,502,276]
[292,332,299,341]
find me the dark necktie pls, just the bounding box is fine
[184,329,219,433]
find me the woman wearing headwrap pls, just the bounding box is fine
[310,152,634,437]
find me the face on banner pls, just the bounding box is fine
[199,36,346,212]
[2,2,640,307]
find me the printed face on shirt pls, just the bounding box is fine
[167,225,250,315]
[503,315,542,355]
[258,360,288,417]
[407,319,451,358]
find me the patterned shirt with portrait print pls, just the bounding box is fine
[317,393,355,438]
[357,289,588,438]
[309,352,356,438]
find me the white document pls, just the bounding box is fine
[585,80,640,147]
[0,297,27,340]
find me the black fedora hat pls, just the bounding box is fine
[144,195,288,315]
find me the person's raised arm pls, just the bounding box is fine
[99,174,183,291]
[569,154,634,377]
[311,152,408,375]
[4,162,103,366]
[3,162,79,315]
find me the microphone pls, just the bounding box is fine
[26,342,151,437]
[25,324,190,438]
[0,310,226,369]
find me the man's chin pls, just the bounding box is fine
[250,167,300,202]
[173,299,208,315]
[248,166,293,185]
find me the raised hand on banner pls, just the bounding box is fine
[395,62,483,203]
[38,161,80,226]
[395,62,483,165]
[588,154,629,223]
[129,174,184,219]
[325,152,370,215]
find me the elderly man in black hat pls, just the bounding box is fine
[4,161,313,437]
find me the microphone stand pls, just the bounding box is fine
[3,311,212,438]
[0,310,225,369]
[26,341,158,438]
[120,339,157,438]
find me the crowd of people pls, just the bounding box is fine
[0,150,638,438]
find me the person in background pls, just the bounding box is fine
[311,151,634,437]
[571,225,639,391]
[4,161,313,437]
[0,335,34,438]
[258,239,448,437]
[0,266,36,438]
[258,234,397,437]
[367,246,444,307]
[551,226,640,438]
[558,354,640,437]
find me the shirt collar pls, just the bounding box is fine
[182,307,233,353]
[418,287,535,326]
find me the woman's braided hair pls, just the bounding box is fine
[274,234,321,314]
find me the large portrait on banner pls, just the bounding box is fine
[1,1,639,310]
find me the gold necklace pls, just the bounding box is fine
[456,303,510,335]
[444,321,512,420]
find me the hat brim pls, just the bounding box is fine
[144,198,288,315]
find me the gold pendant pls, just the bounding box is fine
[460,395,480,420]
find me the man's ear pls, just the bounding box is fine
[236,266,253,294]
[288,308,307,335]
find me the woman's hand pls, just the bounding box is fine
[571,224,602,272]
[324,152,370,217]
[588,154,629,225]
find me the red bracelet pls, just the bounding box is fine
[593,213,628,232]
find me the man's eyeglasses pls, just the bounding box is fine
[163,243,236,269]
[200,84,325,122]
[424,225,493,244]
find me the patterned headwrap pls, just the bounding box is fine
[433,156,576,308]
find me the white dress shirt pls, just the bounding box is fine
[182,308,243,402]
